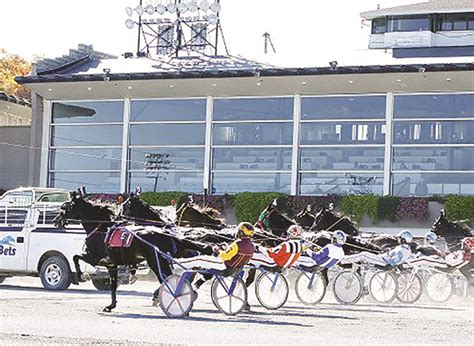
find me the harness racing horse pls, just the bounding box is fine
[293,206,318,229]
[431,209,473,284]
[54,194,213,312]
[176,200,227,230]
[120,193,168,225]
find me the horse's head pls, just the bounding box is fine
[294,205,316,228]
[311,207,359,236]
[54,192,114,232]
[432,209,472,241]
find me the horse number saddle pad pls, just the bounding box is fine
[108,229,134,248]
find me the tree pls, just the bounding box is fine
[0,49,31,100]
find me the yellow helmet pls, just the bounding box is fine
[237,222,254,237]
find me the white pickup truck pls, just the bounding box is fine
[0,187,138,290]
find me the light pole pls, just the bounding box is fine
[144,153,171,192]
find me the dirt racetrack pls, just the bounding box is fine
[0,277,472,345]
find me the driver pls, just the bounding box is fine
[296,230,346,269]
[175,222,255,271]
[250,225,305,269]
[341,231,413,267]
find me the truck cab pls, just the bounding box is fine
[0,188,114,290]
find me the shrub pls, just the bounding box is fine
[395,197,429,222]
[233,192,288,223]
[377,196,401,222]
[340,195,380,223]
[445,195,474,224]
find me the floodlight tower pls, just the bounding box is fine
[125,0,228,57]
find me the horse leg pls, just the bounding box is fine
[148,257,173,306]
[459,258,474,286]
[73,255,86,283]
[321,268,329,287]
[103,266,118,312]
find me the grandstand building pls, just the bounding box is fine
[16,1,474,196]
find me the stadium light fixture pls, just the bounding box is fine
[177,2,188,13]
[136,5,145,15]
[208,14,218,25]
[145,4,155,15]
[188,1,198,12]
[199,0,209,11]
[167,1,177,13]
[210,1,221,13]
[125,19,135,29]
[126,7,133,17]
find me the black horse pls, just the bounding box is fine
[431,209,473,284]
[54,194,213,312]
[176,200,227,230]
[255,201,295,239]
[293,206,317,229]
[309,207,360,237]
[120,193,168,225]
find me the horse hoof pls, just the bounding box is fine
[152,298,159,307]
[102,307,112,313]
[243,303,250,311]
[192,290,198,302]
[82,272,91,281]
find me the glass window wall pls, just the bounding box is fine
[301,122,385,145]
[128,172,204,193]
[213,97,293,121]
[130,99,206,122]
[393,147,474,171]
[394,94,474,118]
[392,173,474,196]
[213,123,293,145]
[300,147,385,171]
[301,96,386,120]
[393,120,474,144]
[300,173,383,196]
[52,101,124,124]
[212,173,291,194]
[213,148,292,171]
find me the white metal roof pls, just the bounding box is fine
[361,0,474,20]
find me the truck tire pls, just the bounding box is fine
[39,256,72,290]
[92,278,112,291]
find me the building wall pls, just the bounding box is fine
[0,126,30,190]
[40,92,474,196]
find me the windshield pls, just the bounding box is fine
[37,192,70,203]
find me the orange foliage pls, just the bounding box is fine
[0,49,32,100]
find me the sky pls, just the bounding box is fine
[0,0,418,67]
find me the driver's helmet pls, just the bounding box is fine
[237,222,254,238]
[287,225,303,239]
[424,231,438,244]
[398,230,413,244]
[333,230,347,245]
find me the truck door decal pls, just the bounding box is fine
[0,235,17,256]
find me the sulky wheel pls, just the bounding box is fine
[425,272,454,303]
[158,274,194,318]
[369,271,398,304]
[396,271,423,304]
[255,271,289,310]
[295,271,327,305]
[332,270,364,305]
[211,276,248,315]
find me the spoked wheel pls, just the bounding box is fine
[295,271,327,305]
[369,271,398,304]
[255,272,289,310]
[211,276,248,315]
[396,271,423,304]
[425,272,454,303]
[158,274,194,318]
[332,270,364,305]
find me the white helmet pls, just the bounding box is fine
[333,230,347,245]
[287,225,303,238]
[398,230,413,244]
[424,231,437,244]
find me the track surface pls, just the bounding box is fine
[1,277,472,345]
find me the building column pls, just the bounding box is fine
[120,98,131,193]
[38,99,51,187]
[291,94,301,195]
[383,92,394,196]
[203,96,213,194]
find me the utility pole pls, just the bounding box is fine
[263,32,276,54]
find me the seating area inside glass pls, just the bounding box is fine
[48,93,474,196]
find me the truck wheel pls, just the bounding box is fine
[92,278,112,291]
[40,256,72,290]
[0,277,6,284]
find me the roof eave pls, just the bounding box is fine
[361,8,474,20]
[15,63,474,85]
